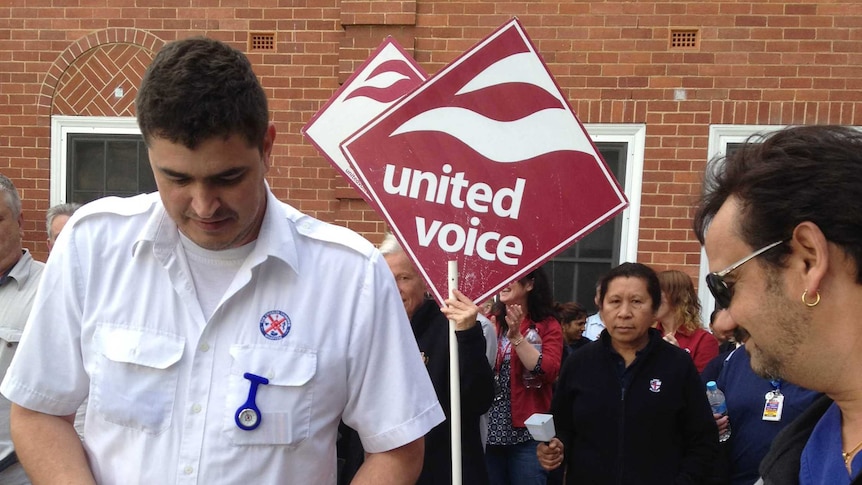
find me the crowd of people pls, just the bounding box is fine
[0,35,860,485]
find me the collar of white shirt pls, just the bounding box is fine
[130,189,300,275]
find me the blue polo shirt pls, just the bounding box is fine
[800,402,862,484]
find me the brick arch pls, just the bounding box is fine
[37,28,165,117]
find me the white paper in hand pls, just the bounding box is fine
[525,413,555,442]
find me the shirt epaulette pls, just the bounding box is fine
[290,212,377,260]
[71,193,158,224]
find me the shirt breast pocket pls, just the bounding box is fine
[92,326,185,434]
[224,345,317,447]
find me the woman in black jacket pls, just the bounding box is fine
[537,262,718,484]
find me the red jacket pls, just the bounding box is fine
[504,315,563,427]
[655,323,719,373]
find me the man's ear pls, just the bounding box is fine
[789,221,830,292]
[261,123,276,172]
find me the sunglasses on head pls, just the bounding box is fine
[706,240,785,309]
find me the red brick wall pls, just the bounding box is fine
[2,0,861,280]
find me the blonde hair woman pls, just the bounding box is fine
[654,270,718,372]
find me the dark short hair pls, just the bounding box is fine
[135,37,269,151]
[492,267,556,330]
[555,301,587,324]
[521,267,556,322]
[598,262,661,313]
[694,125,862,283]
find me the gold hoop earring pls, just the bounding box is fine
[801,289,821,307]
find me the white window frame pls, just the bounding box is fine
[50,115,141,206]
[584,123,646,264]
[698,124,787,325]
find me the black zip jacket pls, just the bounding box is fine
[551,328,719,485]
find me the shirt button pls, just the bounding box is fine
[191,404,202,414]
[183,466,193,475]
[198,342,210,352]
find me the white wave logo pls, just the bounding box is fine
[389,52,596,163]
[343,58,425,103]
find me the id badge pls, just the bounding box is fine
[762,391,784,421]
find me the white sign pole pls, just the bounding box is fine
[447,260,462,485]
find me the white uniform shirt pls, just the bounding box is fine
[1,191,444,485]
[584,312,605,341]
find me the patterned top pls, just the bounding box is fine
[487,335,533,445]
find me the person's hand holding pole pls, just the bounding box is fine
[441,289,479,331]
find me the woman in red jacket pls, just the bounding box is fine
[486,267,563,485]
[654,270,719,373]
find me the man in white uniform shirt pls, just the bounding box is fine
[0,174,41,485]
[1,37,443,484]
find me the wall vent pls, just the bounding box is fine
[669,29,699,49]
[249,32,276,51]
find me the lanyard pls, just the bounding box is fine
[495,336,511,374]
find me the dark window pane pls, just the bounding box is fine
[576,262,611,313]
[597,143,626,180]
[106,141,140,192]
[71,192,102,205]
[73,141,105,191]
[67,134,153,204]
[725,142,745,158]
[576,220,616,259]
[543,260,575,302]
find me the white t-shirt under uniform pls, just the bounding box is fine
[1,191,443,485]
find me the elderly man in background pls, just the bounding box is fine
[694,125,862,484]
[0,174,42,484]
[341,234,494,485]
[381,234,494,484]
[45,202,81,253]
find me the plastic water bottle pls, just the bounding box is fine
[522,325,543,389]
[706,380,731,442]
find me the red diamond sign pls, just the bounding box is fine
[302,37,427,199]
[342,19,628,304]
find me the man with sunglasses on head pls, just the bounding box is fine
[694,125,862,485]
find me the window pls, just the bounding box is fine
[50,116,150,205]
[67,133,154,204]
[543,124,645,312]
